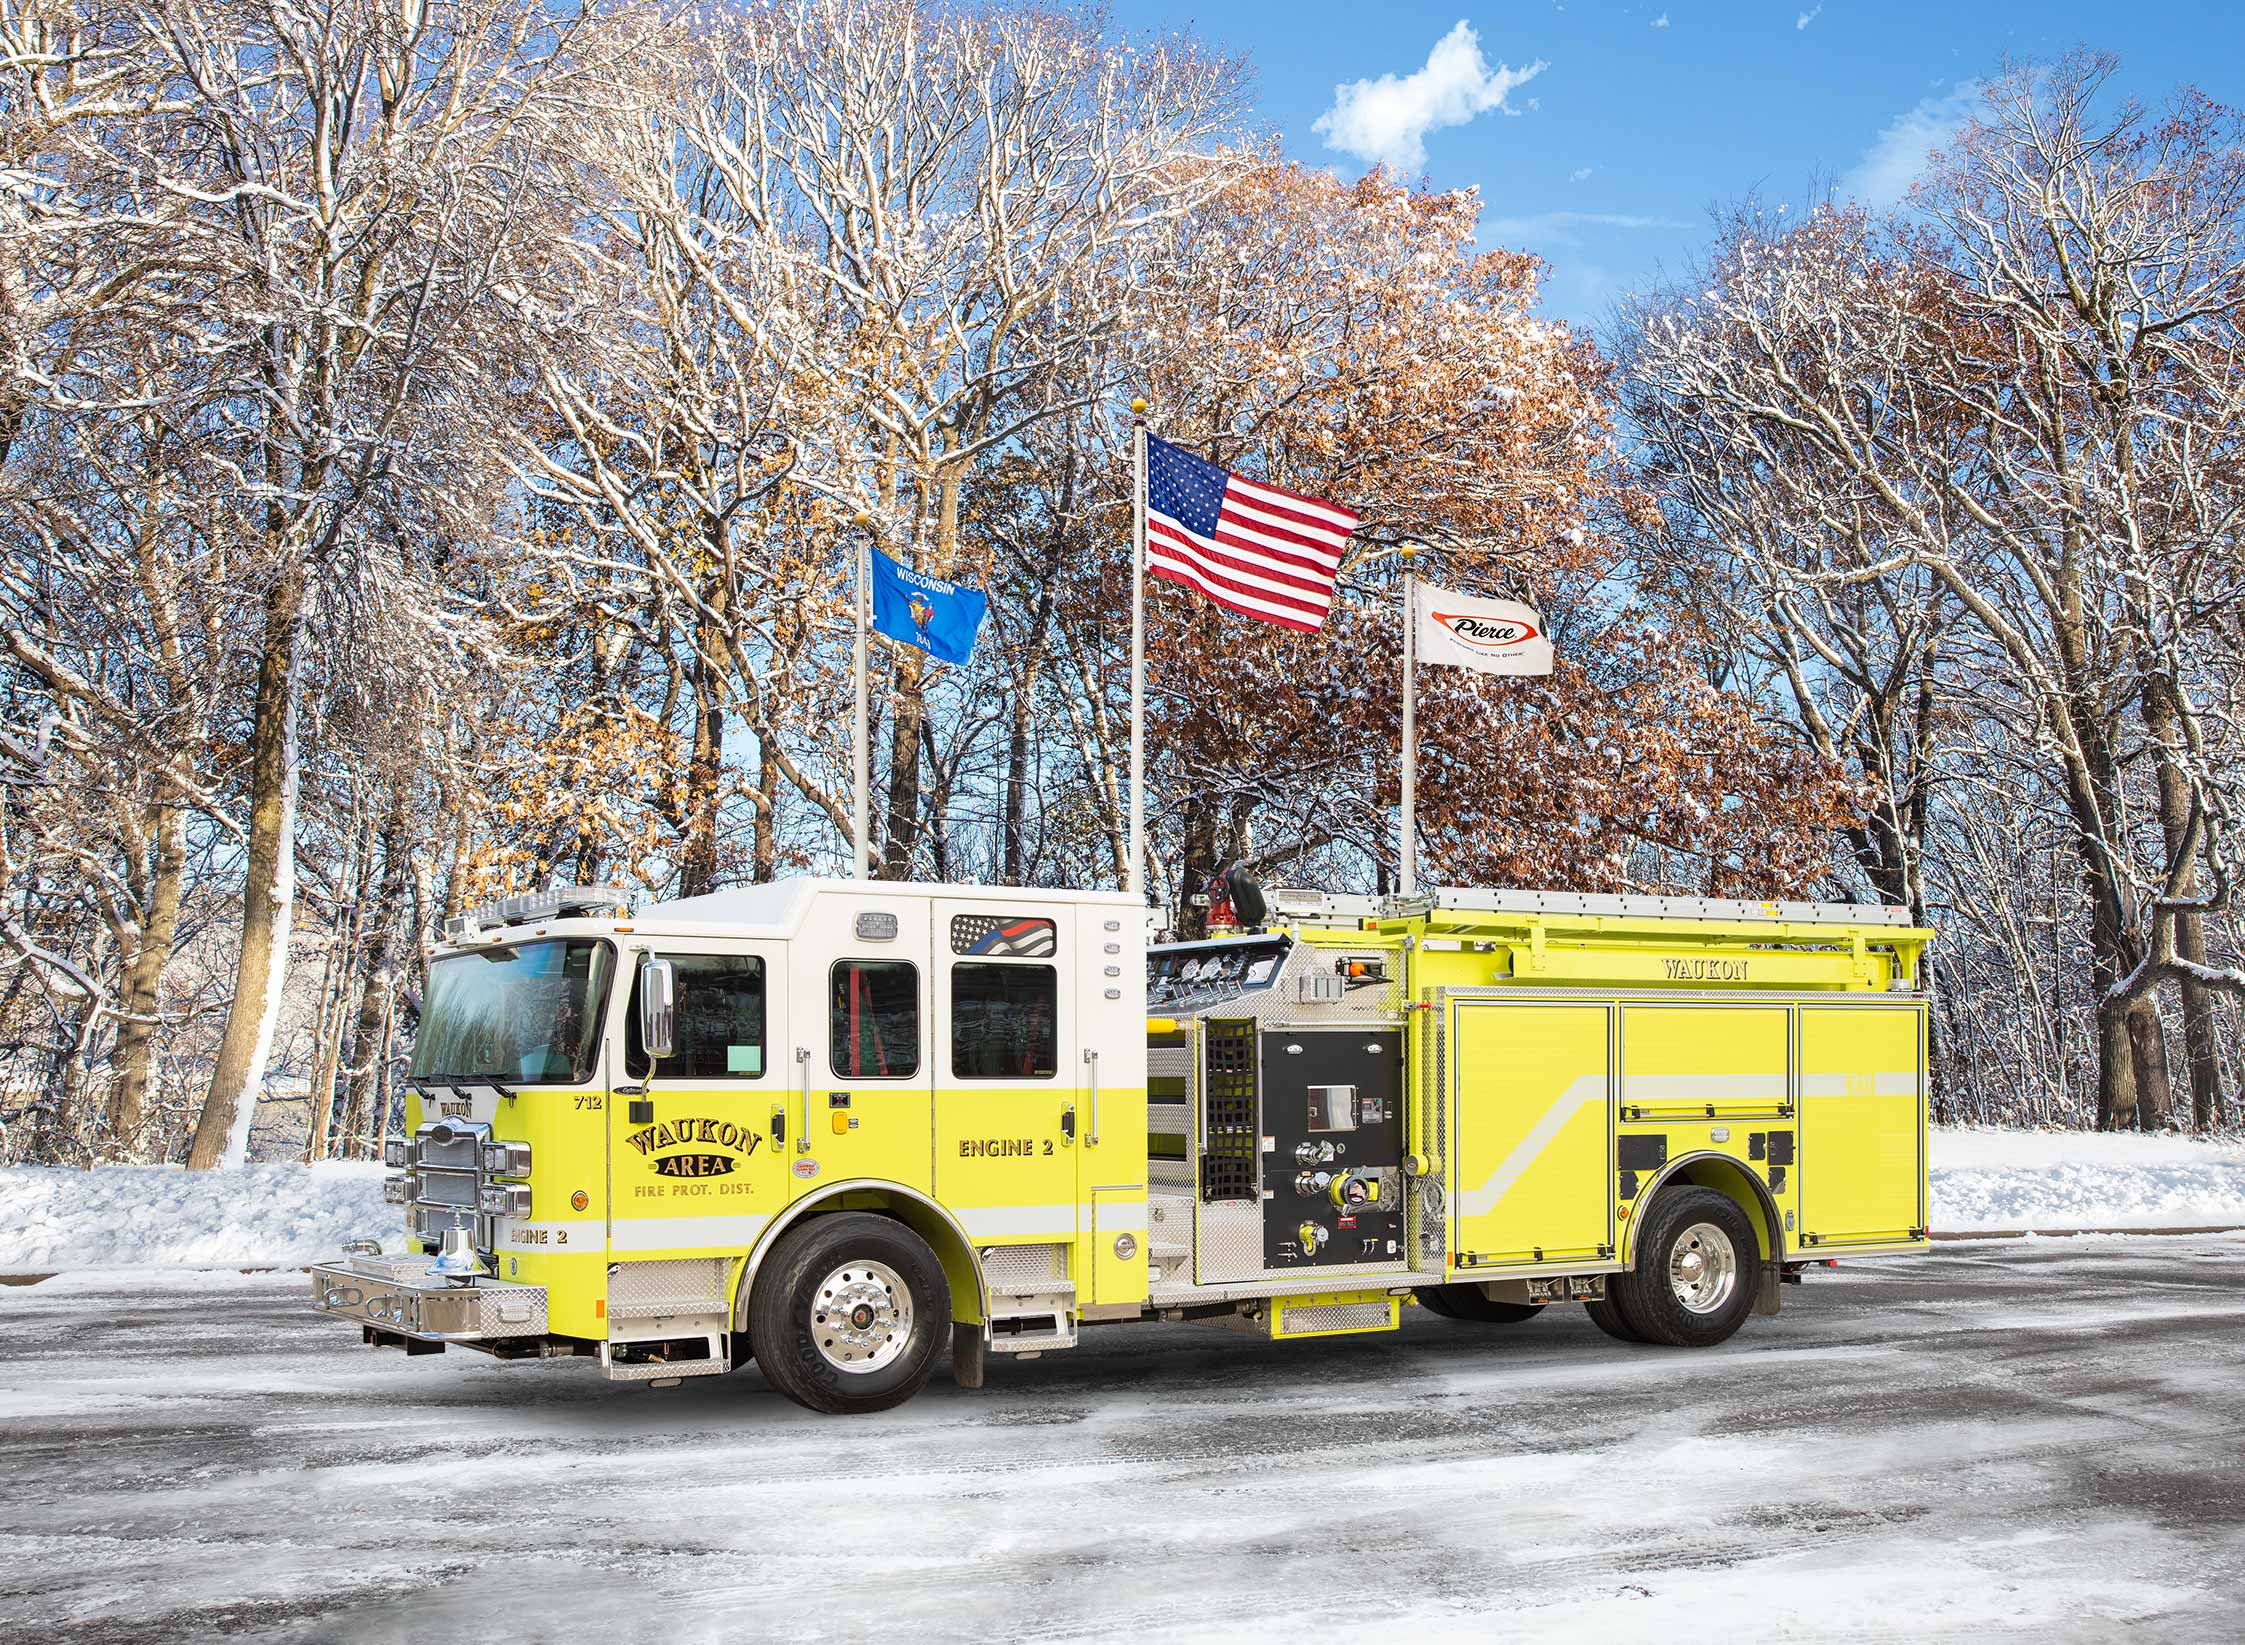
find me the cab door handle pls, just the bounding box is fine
[770,1107,785,1147]
[1060,1105,1076,1145]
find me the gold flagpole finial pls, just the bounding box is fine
[1130,398,1148,417]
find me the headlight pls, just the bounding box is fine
[481,1140,532,1178]
[479,1184,532,1218]
[382,1173,413,1205]
[382,1136,408,1169]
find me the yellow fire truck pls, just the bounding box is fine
[310,879,1931,1414]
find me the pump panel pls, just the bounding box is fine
[1259,1029,1405,1268]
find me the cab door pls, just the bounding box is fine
[931,899,1080,1250]
[791,903,935,1202]
[609,942,789,1256]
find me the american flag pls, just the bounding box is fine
[1144,434,1358,633]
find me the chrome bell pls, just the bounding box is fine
[429,1211,489,1284]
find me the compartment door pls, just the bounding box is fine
[1798,1005,1924,1247]
[1451,1002,1614,1267]
[1622,1004,1791,1121]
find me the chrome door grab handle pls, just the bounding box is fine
[795,1047,811,1153]
[1083,1047,1100,1148]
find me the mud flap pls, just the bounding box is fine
[1753,1260,1783,1317]
[951,1321,987,1390]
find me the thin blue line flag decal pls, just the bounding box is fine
[868,548,987,667]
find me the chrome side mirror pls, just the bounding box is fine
[639,957,676,1061]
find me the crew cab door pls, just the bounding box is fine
[931,900,1080,1251]
[610,942,789,1257]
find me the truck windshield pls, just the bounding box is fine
[412,939,614,1085]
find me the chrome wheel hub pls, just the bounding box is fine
[810,1260,912,1374]
[1667,1222,1738,1315]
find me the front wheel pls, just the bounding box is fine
[749,1213,950,1414]
[1610,1187,1760,1349]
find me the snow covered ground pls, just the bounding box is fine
[0,1161,387,1269]
[1930,1128,2245,1232]
[4,1127,2244,1271]
[2,1239,2242,1642]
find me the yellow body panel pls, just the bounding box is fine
[1450,1002,1614,1267]
[1798,1004,1926,1247]
[1620,1004,1790,1120]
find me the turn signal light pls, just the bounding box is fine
[382,1137,408,1169]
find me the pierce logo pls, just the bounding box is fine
[1435,612,1540,652]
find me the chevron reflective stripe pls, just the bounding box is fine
[1455,1076,1608,1219]
[609,1213,771,1252]
[1621,1073,1786,1102]
[956,1203,1083,1239]
[1799,1072,1919,1097]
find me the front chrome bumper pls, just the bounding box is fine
[310,1253,548,1342]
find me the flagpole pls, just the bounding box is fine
[850,511,871,881]
[1400,543,1418,898]
[1128,399,1148,900]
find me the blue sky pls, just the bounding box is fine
[1139,1,2245,332]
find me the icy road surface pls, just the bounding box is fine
[4,1241,2244,1643]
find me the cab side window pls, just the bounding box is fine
[951,963,1057,1079]
[832,961,920,1079]
[626,954,766,1079]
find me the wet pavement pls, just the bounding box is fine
[2,1236,2242,1642]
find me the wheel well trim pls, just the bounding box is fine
[1626,1149,1786,1267]
[728,1179,988,1326]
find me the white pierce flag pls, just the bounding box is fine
[1412,581,1554,676]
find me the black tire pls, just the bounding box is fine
[1413,1285,1463,1319]
[749,1213,950,1414]
[1610,1186,1760,1349]
[1420,1283,1545,1324]
[1583,1293,1646,1343]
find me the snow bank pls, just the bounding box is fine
[1930,1126,2245,1232]
[5,1128,2244,1270]
[0,1162,389,1270]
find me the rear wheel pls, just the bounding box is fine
[1610,1187,1760,1349]
[1582,1293,1646,1343]
[1419,1283,1545,1324]
[749,1213,950,1414]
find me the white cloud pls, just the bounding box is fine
[1569,165,1594,182]
[1482,209,1694,249]
[1796,4,1822,27]
[1313,21,1548,171]
[1844,81,1981,207]
[1651,12,1670,27]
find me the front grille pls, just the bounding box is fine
[391,1118,498,1252]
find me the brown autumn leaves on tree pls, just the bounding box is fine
[1103,164,1854,925]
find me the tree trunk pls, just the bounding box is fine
[880,644,928,880]
[187,571,308,1169]
[2125,997,2174,1131]
[752,732,780,883]
[338,810,408,1161]
[2143,672,2227,1129]
[108,798,186,1155]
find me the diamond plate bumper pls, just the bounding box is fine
[310,1254,548,1342]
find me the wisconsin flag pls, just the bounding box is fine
[1414,582,1554,675]
[869,547,987,666]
